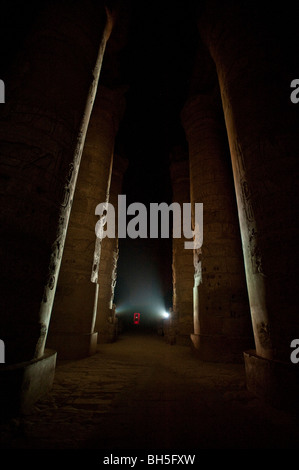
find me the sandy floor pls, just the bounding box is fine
[1,330,299,451]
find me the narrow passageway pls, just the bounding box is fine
[1,2,299,444]
[1,331,299,450]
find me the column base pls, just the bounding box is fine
[191,333,252,363]
[0,349,57,419]
[244,349,299,411]
[47,332,98,359]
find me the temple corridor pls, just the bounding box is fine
[1,0,299,456]
[1,329,299,451]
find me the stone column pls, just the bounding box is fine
[170,151,194,346]
[182,91,252,363]
[47,86,126,359]
[198,1,299,405]
[0,1,112,415]
[95,153,128,343]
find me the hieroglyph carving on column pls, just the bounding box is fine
[38,9,114,357]
[90,87,126,284]
[193,248,202,285]
[110,247,119,308]
[233,137,263,276]
[197,1,299,360]
[0,2,115,364]
[91,152,114,284]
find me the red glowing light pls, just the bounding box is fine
[133,312,140,325]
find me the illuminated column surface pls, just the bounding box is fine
[95,153,128,343]
[198,1,299,406]
[0,1,111,416]
[182,92,252,362]
[170,154,194,346]
[47,86,126,359]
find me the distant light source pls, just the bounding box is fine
[162,311,170,319]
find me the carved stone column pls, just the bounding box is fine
[182,91,252,362]
[198,1,299,405]
[47,86,126,359]
[0,1,112,415]
[170,151,194,346]
[95,153,128,343]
